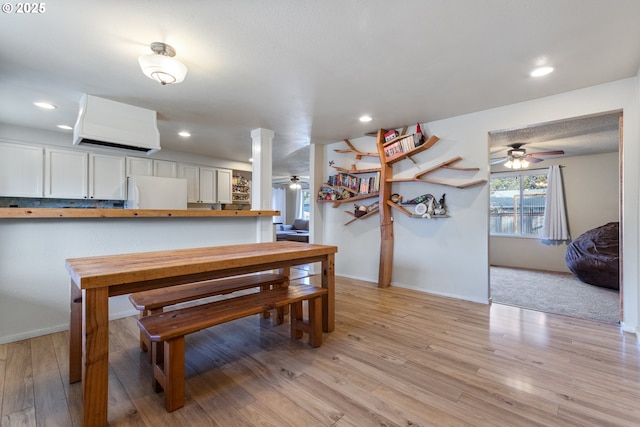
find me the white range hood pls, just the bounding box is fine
[73,94,161,154]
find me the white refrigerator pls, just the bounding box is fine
[125,175,188,209]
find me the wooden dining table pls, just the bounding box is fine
[65,241,337,427]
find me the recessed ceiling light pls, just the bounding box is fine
[530,66,554,77]
[57,124,73,130]
[34,101,56,110]
[178,131,191,137]
[359,115,372,122]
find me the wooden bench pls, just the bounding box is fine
[129,272,289,354]
[137,284,327,412]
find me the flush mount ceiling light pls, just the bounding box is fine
[34,101,56,109]
[138,42,188,85]
[530,66,554,77]
[359,115,372,122]
[289,176,301,190]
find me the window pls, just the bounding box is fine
[490,170,547,237]
[301,189,310,220]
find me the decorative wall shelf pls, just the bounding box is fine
[331,164,381,174]
[384,135,440,165]
[317,192,379,208]
[343,207,379,225]
[320,126,486,288]
[386,201,448,218]
[333,139,380,159]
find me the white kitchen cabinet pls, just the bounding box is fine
[45,149,125,199]
[178,163,231,204]
[198,167,217,203]
[44,148,88,198]
[0,142,43,197]
[153,160,177,178]
[89,153,126,199]
[178,163,200,203]
[126,157,153,176]
[216,168,233,204]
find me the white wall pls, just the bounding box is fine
[0,218,260,344]
[490,151,619,272]
[318,78,639,332]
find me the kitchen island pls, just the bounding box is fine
[0,208,281,344]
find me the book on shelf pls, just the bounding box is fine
[326,172,379,196]
[384,133,425,160]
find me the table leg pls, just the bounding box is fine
[69,280,82,383]
[82,287,110,427]
[322,253,335,332]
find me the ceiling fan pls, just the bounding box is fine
[490,143,564,169]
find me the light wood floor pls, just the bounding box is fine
[2,272,640,426]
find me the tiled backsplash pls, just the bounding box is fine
[0,197,125,209]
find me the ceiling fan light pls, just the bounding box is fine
[138,42,188,85]
[289,176,301,190]
[504,159,513,169]
[512,158,522,169]
[521,159,529,168]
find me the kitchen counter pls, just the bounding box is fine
[0,208,279,219]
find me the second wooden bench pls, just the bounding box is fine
[137,283,327,412]
[129,272,289,354]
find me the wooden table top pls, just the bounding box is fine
[65,242,338,291]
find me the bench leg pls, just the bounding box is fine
[290,301,303,340]
[163,337,185,411]
[308,296,323,348]
[276,278,291,325]
[150,337,186,412]
[140,308,163,362]
[289,297,322,348]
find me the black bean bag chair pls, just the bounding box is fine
[565,222,619,290]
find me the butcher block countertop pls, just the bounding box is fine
[0,208,280,219]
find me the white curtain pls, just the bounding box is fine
[542,165,570,241]
[272,187,285,223]
[294,188,303,219]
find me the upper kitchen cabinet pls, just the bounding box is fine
[178,163,233,204]
[89,153,126,199]
[153,160,178,178]
[0,142,43,197]
[45,148,125,199]
[216,168,233,204]
[45,148,88,198]
[126,156,153,176]
[126,157,177,178]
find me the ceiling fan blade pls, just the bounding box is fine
[525,155,544,163]
[528,150,565,157]
[490,157,507,165]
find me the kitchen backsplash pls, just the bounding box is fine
[0,197,124,209]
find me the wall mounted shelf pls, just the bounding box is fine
[333,139,380,159]
[386,201,448,218]
[343,206,379,225]
[318,192,379,208]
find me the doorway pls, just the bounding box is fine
[488,111,622,323]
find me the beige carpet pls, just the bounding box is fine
[490,266,620,324]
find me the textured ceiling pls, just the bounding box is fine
[1,1,639,180]
[490,111,621,161]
